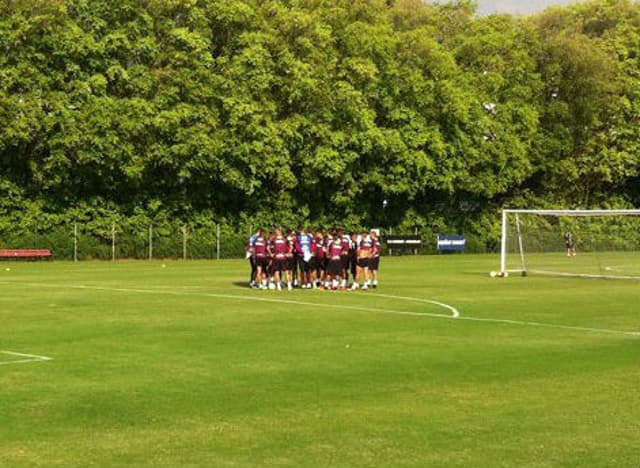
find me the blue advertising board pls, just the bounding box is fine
[437,235,466,252]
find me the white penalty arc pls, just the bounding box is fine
[0,350,53,366]
[370,293,460,318]
[0,281,638,338]
[64,284,460,320]
[347,292,637,337]
[0,282,460,320]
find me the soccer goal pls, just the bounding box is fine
[499,209,640,279]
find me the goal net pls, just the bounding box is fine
[500,209,640,279]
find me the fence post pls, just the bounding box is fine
[149,224,153,260]
[112,223,116,262]
[182,224,187,260]
[216,224,221,260]
[73,222,78,262]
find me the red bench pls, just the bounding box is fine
[0,249,53,260]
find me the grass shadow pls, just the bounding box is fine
[232,281,252,288]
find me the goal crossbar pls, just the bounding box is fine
[500,209,640,275]
[503,209,640,217]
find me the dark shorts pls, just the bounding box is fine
[287,257,296,271]
[298,256,312,272]
[327,259,342,276]
[565,242,574,249]
[273,258,288,272]
[357,258,370,269]
[369,257,380,271]
[341,255,350,271]
[255,257,269,270]
[310,257,322,271]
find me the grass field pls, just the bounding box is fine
[1,255,639,467]
[509,251,640,278]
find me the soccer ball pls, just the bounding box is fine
[268,283,276,290]
[489,271,497,278]
[501,271,509,278]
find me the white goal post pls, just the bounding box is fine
[499,209,640,278]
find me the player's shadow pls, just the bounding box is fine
[232,281,251,288]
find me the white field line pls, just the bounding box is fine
[530,269,640,281]
[601,265,640,274]
[0,281,638,338]
[0,350,53,366]
[10,262,240,275]
[0,281,457,319]
[455,317,639,337]
[42,284,458,320]
[370,293,460,318]
[333,291,637,337]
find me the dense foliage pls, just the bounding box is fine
[1,0,640,253]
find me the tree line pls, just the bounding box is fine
[1,0,639,252]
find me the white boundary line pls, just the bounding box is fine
[530,269,640,281]
[0,350,53,366]
[455,317,639,337]
[0,281,638,338]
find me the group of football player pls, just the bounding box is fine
[246,226,381,291]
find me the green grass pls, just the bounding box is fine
[509,250,640,277]
[1,255,639,467]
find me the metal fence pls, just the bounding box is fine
[0,222,250,261]
[0,221,494,260]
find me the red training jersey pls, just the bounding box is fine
[253,236,268,258]
[358,236,373,258]
[286,235,295,258]
[314,236,325,259]
[271,236,290,259]
[341,235,350,256]
[328,238,343,260]
[372,238,380,258]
